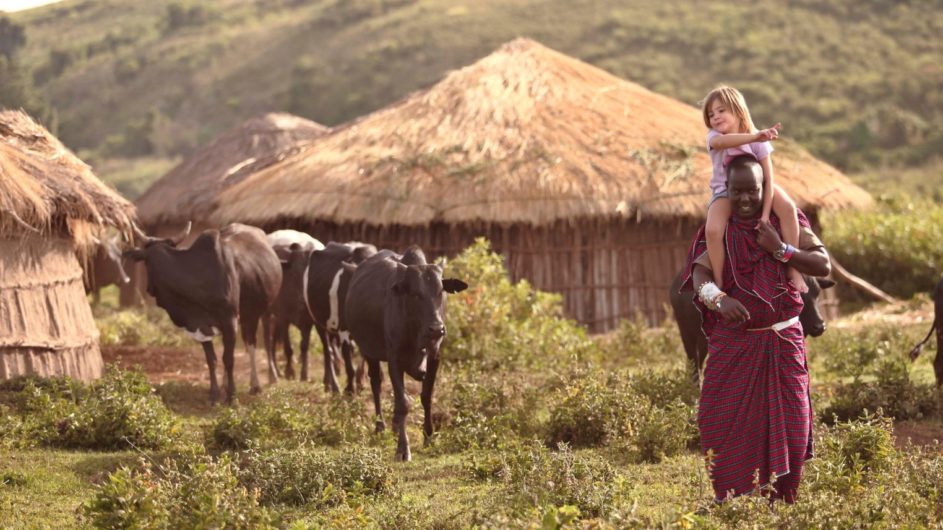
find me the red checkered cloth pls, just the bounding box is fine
[680,211,814,503]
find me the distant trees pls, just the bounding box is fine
[0,16,53,129]
[0,16,25,59]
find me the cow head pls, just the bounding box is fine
[391,263,467,380]
[123,222,192,260]
[799,275,836,337]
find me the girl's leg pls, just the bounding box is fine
[772,185,808,293]
[705,198,731,289]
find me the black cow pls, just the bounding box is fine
[266,230,324,382]
[83,235,130,303]
[125,223,282,403]
[304,241,377,393]
[909,277,943,384]
[669,271,835,383]
[345,247,467,461]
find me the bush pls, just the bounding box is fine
[206,387,370,450]
[628,400,699,464]
[83,454,274,529]
[823,195,943,298]
[2,367,178,450]
[545,371,647,448]
[236,446,394,508]
[467,440,619,518]
[823,357,937,422]
[442,238,596,370]
[597,313,684,367]
[808,412,897,495]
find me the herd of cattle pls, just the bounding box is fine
[90,224,466,461]
[81,225,943,460]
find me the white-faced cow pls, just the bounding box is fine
[304,241,377,393]
[345,246,467,461]
[265,229,325,381]
[83,235,130,303]
[909,277,943,384]
[125,223,282,404]
[670,271,835,383]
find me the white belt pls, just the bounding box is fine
[747,316,799,332]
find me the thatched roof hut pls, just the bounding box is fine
[213,39,872,331]
[0,109,135,381]
[136,112,329,231]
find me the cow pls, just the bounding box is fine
[669,271,835,383]
[124,222,282,404]
[265,229,325,381]
[304,241,377,393]
[83,235,130,303]
[345,247,467,461]
[909,277,943,384]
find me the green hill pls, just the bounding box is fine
[6,0,943,196]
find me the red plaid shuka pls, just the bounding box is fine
[680,211,814,503]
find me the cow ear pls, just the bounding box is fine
[442,278,468,294]
[122,248,146,262]
[818,278,836,290]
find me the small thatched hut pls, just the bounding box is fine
[213,39,872,332]
[0,110,135,381]
[126,113,329,304]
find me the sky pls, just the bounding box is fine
[0,0,62,13]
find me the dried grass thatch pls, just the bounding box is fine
[213,38,872,228]
[0,110,136,247]
[136,113,329,228]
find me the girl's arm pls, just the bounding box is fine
[759,155,775,221]
[708,123,781,150]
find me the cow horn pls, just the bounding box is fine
[171,221,192,245]
[131,221,149,243]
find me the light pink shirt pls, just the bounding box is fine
[706,129,774,195]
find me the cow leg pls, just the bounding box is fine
[389,362,411,462]
[314,324,338,392]
[935,330,943,387]
[261,312,279,384]
[299,322,312,382]
[280,322,295,379]
[367,359,385,432]
[240,314,263,394]
[355,358,367,395]
[420,355,440,447]
[324,332,341,393]
[340,334,357,394]
[201,341,220,404]
[221,320,237,405]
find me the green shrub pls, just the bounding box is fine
[628,400,698,464]
[3,367,178,450]
[809,412,896,494]
[823,194,943,298]
[236,446,394,508]
[83,454,274,529]
[206,387,370,450]
[597,313,684,367]
[96,306,190,348]
[468,440,619,518]
[629,367,699,408]
[441,238,596,370]
[545,370,647,448]
[823,357,937,422]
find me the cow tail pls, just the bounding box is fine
[909,315,939,361]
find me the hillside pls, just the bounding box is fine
[6,0,943,195]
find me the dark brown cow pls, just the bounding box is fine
[909,277,943,384]
[670,271,835,383]
[83,235,130,303]
[266,230,324,382]
[125,223,282,403]
[304,241,377,393]
[346,247,467,461]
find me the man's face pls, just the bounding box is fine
[727,164,763,218]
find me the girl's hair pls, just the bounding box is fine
[701,86,756,133]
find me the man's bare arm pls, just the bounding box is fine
[691,263,751,324]
[755,220,831,277]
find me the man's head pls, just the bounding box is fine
[726,155,763,218]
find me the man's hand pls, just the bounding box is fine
[755,219,783,254]
[755,123,781,142]
[717,296,750,324]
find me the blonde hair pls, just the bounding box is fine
[701,86,756,133]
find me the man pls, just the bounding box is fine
[680,154,831,503]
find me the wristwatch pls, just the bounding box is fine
[773,242,787,261]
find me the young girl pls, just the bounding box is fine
[701,85,807,292]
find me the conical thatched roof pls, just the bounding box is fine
[213,38,872,228]
[136,112,329,228]
[0,110,135,247]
